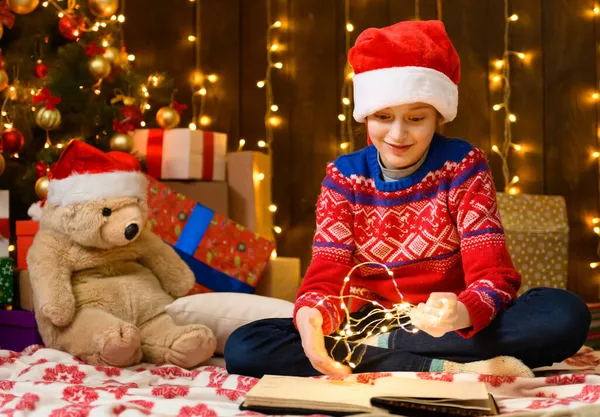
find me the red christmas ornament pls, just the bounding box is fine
[119,105,143,128]
[34,60,48,79]
[58,13,85,41]
[35,161,48,179]
[1,127,24,154]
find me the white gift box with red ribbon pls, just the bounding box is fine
[132,129,227,181]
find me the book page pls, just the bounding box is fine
[373,377,489,401]
[246,375,375,409]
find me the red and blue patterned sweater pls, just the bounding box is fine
[294,134,521,338]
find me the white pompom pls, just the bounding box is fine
[27,201,43,222]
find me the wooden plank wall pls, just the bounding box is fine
[124,0,600,302]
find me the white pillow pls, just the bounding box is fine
[165,292,294,355]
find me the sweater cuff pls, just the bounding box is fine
[456,290,494,338]
[293,293,341,335]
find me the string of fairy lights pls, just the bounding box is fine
[489,0,528,196]
[589,5,600,270]
[338,0,355,153]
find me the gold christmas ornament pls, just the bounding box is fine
[7,0,39,14]
[35,175,49,200]
[88,55,111,79]
[110,133,133,153]
[35,107,62,131]
[103,46,120,64]
[0,154,5,177]
[88,0,118,18]
[156,106,180,129]
[0,70,8,92]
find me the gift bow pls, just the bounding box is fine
[84,41,106,57]
[0,2,15,30]
[33,87,62,110]
[171,100,188,115]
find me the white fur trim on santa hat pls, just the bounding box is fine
[352,66,458,123]
[46,171,148,206]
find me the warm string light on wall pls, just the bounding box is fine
[589,5,600,269]
[489,0,529,195]
[188,0,217,131]
[338,0,355,153]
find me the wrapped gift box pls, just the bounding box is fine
[145,176,276,295]
[227,151,274,239]
[132,128,227,180]
[16,220,39,270]
[0,191,9,257]
[255,257,302,303]
[496,193,569,294]
[163,181,229,217]
[0,258,13,308]
[17,270,34,312]
[0,310,43,352]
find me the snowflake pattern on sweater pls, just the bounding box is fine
[294,134,521,337]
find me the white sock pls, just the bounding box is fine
[430,356,534,378]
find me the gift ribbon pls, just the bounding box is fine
[146,129,164,179]
[173,204,254,293]
[202,131,214,180]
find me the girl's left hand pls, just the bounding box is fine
[409,292,472,338]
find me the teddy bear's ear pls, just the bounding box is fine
[62,205,77,219]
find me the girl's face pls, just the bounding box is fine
[366,103,438,170]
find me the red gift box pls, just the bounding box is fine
[16,221,39,270]
[145,176,275,294]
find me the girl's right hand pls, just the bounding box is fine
[296,306,351,377]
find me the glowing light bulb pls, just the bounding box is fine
[595,6,600,15]
[207,74,218,83]
[340,303,346,309]
[257,81,265,88]
[342,97,350,105]
[188,35,196,42]
[56,143,64,149]
[508,187,520,195]
[593,218,600,224]
[270,104,279,112]
[509,14,519,21]
[199,116,211,126]
[338,114,346,122]
[591,262,600,268]
[340,142,350,150]
[128,54,136,62]
[199,88,207,96]
[269,116,281,126]
[141,121,146,127]
[274,62,283,69]
[270,44,279,52]
[493,104,503,111]
[8,245,14,252]
[494,60,504,69]
[274,226,282,234]
[270,250,277,260]
[593,92,600,101]
[347,71,355,79]
[492,145,500,152]
[346,23,354,32]
[239,139,246,147]
[508,114,517,122]
[593,151,600,158]
[517,52,526,60]
[273,21,282,28]
[269,204,277,212]
[492,75,502,83]
[189,123,197,130]
[258,140,267,148]
[343,276,350,282]
[512,143,522,151]
[595,227,600,235]
[381,326,388,333]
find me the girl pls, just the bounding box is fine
[224,20,590,378]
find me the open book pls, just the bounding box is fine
[241,374,499,416]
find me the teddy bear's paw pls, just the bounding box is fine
[95,322,143,367]
[165,325,217,369]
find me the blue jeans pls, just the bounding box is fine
[224,288,591,378]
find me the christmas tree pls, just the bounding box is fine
[0,0,177,220]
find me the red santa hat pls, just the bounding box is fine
[349,20,460,123]
[46,140,147,206]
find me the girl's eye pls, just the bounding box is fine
[408,116,425,122]
[375,114,390,120]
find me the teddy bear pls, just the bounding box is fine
[27,140,216,369]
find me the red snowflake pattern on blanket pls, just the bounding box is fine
[128,400,155,411]
[178,403,218,417]
[564,352,600,367]
[151,384,190,399]
[545,374,587,385]
[18,359,48,377]
[49,405,92,417]
[151,366,197,380]
[417,372,454,382]
[98,381,138,399]
[0,393,15,407]
[0,381,15,391]
[357,372,393,385]
[43,364,86,384]
[573,385,600,403]
[0,352,21,366]
[94,366,121,377]
[478,375,516,387]
[15,393,40,411]
[527,398,572,409]
[62,386,99,404]
[207,372,242,401]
